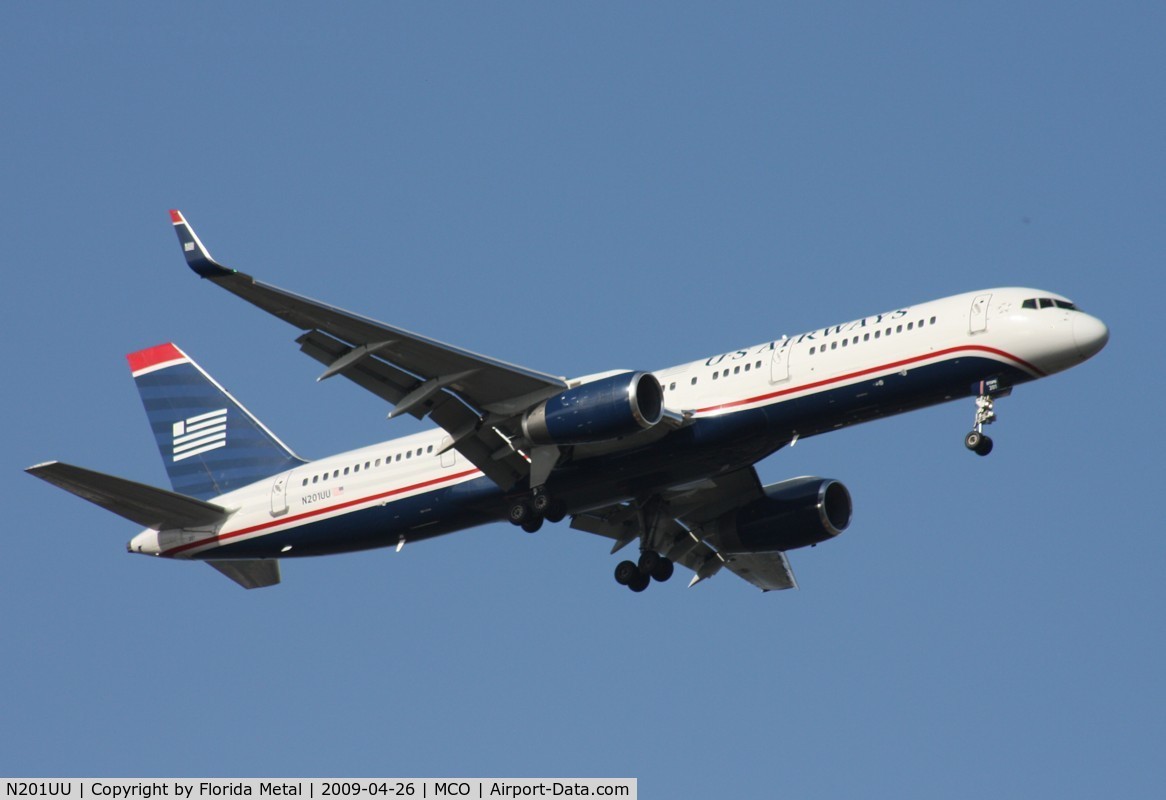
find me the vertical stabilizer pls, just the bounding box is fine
[128,343,305,500]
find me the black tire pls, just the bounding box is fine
[627,573,651,593]
[638,551,661,575]
[532,492,552,515]
[614,560,639,586]
[521,515,544,534]
[544,499,568,524]
[650,557,674,583]
[508,500,531,525]
[975,435,994,457]
[964,431,983,452]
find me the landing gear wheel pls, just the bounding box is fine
[627,573,651,593]
[964,431,994,456]
[614,560,639,586]
[508,500,533,526]
[544,498,568,524]
[521,515,544,533]
[650,557,674,583]
[532,492,553,516]
[638,551,661,575]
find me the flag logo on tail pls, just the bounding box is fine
[172,409,228,462]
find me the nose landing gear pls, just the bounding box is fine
[964,383,1006,456]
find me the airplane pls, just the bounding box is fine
[26,210,1110,592]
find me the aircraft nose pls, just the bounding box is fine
[1073,313,1109,361]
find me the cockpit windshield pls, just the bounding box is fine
[1022,297,1079,311]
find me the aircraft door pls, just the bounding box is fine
[969,293,992,334]
[440,437,456,468]
[770,339,792,383]
[270,472,290,517]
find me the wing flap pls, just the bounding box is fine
[721,552,798,592]
[26,461,230,530]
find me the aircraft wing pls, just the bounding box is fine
[570,466,798,592]
[170,210,569,490]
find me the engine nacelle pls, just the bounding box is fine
[718,477,852,554]
[522,372,664,445]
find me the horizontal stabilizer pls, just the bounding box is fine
[25,461,230,530]
[207,559,281,589]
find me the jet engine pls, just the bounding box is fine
[718,477,852,553]
[522,372,664,445]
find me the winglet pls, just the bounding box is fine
[170,209,234,278]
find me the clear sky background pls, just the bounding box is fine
[3,3,1162,797]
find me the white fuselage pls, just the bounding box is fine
[130,287,1108,561]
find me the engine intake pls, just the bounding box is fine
[719,477,852,554]
[523,372,664,445]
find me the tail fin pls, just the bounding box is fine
[128,343,305,500]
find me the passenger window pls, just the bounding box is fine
[712,372,719,381]
[669,382,676,390]
[842,339,848,348]
[896,325,903,333]
[734,366,740,375]
[344,467,350,476]
[691,377,698,385]
[744,364,750,371]
[375,459,381,467]
[810,347,816,355]
[831,342,838,350]
[406,451,411,459]
[313,475,319,484]
[930,316,937,324]
[333,470,339,478]
[322,473,328,482]
[427,446,433,454]
[864,333,870,342]
[874,330,880,339]
[755,361,762,369]
[302,478,308,487]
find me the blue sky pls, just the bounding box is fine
[3,3,1162,796]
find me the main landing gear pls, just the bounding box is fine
[614,550,675,593]
[964,383,1003,457]
[610,498,676,593]
[507,487,567,534]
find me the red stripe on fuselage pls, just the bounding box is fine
[695,344,1043,414]
[163,467,484,557]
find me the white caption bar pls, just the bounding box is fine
[0,780,636,800]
